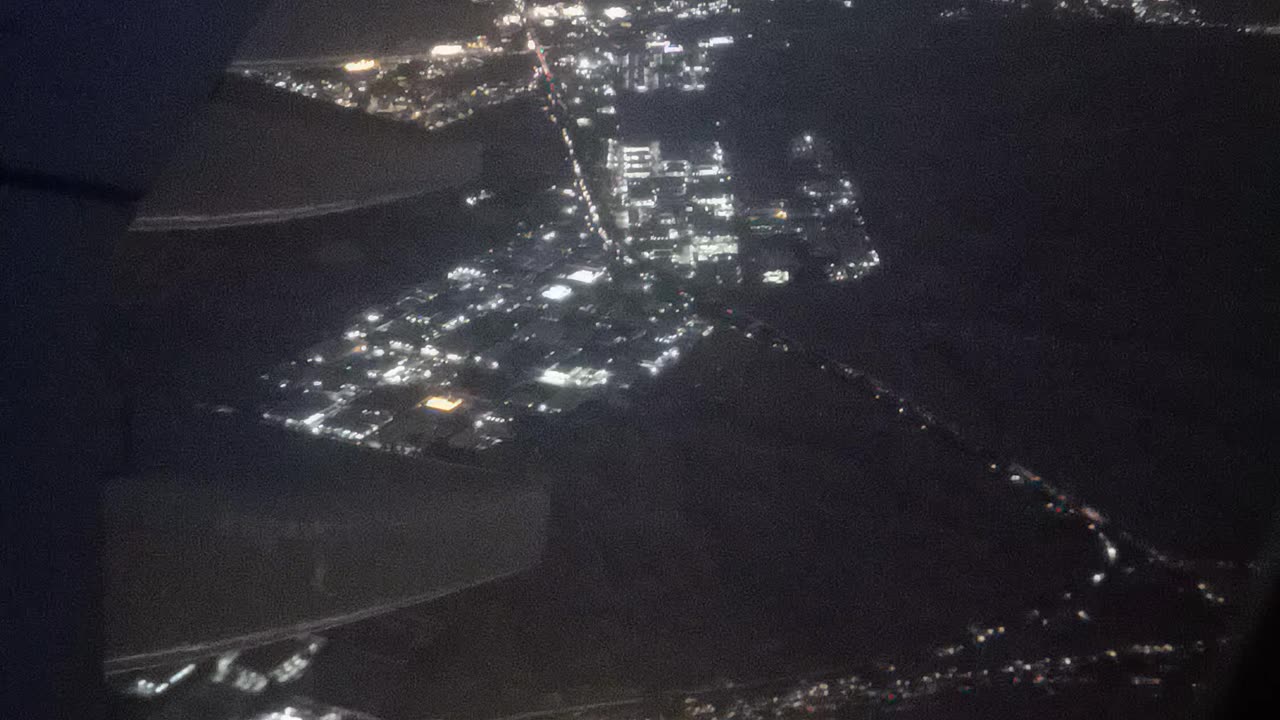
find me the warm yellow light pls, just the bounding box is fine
[421,396,463,412]
[343,58,377,73]
[773,209,788,220]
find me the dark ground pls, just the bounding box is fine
[310,330,1102,718]
[699,9,1280,561]
[617,5,1280,559]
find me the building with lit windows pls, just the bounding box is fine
[606,139,737,268]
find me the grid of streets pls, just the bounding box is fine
[255,0,882,456]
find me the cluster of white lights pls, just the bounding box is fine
[538,366,610,388]
[447,266,486,282]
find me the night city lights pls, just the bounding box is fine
[49,1,1277,720]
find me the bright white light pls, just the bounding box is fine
[447,266,484,282]
[538,366,610,388]
[762,269,791,284]
[541,284,573,301]
[603,7,629,20]
[431,44,465,57]
[565,268,604,284]
[365,313,381,323]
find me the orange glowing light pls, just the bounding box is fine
[421,396,462,412]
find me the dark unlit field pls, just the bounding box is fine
[333,330,1096,718]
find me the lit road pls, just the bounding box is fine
[524,7,1218,613]
[712,302,1237,613]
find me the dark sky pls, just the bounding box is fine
[232,0,1279,60]
[235,0,498,60]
